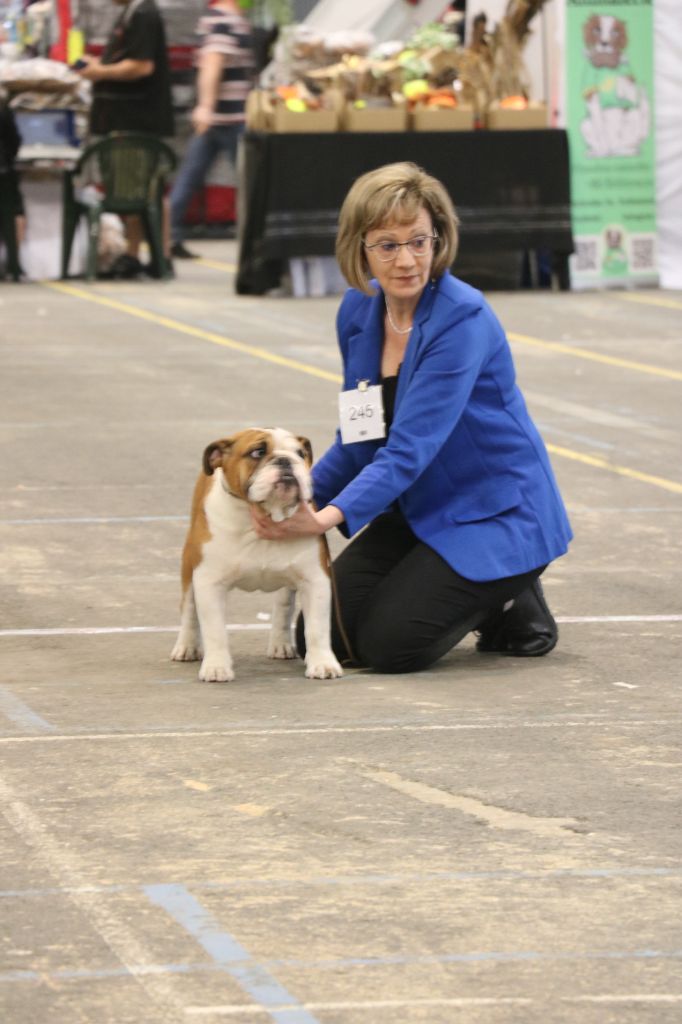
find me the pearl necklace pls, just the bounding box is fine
[385,299,413,335]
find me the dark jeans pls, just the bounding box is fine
[297,512,545,674]
[169,124,243,243]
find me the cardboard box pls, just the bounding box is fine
[342,103,408,132]
[486,102,549,130]
[270,105,339,133]
[411,105,475,132]
[246,89,340,132]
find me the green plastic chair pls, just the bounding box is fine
[0,172,22,281]
[61,132,176,281]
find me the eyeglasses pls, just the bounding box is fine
[363,234,438,262]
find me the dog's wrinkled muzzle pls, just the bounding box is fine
[248,456,308,522]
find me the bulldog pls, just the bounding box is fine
[171,427,343,682]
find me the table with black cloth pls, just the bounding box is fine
[236,128,574,295]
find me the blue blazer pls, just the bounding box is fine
[312,272,572,582]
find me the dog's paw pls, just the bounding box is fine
[305,653,343,680]
[198,656,234,682]
[267,639,298,660]
[171,640,203,662]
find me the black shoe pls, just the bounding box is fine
[143,258,175,279]
[476,579,558,657]
[109,253,145,279]
[170,242,198,259]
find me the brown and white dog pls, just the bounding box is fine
[580,13,649,158]
[171,427,343,682]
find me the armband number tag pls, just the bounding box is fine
[338,384,386,444]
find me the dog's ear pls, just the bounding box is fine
[297,435,313,466]
[583,14,599,47]
[203,439,232,476]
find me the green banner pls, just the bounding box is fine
[565,0,657,287]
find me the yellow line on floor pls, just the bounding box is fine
[615,292,682,311]
[547,444,682,494]
[508,331,682,381]
[43,281,341,384]
[194,257,237,273]
[44,281,682,495]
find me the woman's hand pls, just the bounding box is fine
[250,502,343,540]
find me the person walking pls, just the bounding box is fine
[169,0,256,260]
[251,162,573,674]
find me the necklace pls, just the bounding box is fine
[385,299,413,335]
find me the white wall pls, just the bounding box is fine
[654,0,682,289]
[304,0,450,38]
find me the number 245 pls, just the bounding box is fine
[349,404,375,420]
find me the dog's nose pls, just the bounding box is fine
[273,456,292,469]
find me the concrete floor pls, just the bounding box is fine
[1,242,681,1024]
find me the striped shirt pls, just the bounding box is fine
[197,7,256,126]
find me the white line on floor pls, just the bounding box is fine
[1,720,680,746]
[1,615,680,639]
[184,994,682,1016]
[185,998,533,1016]
[524,389,678,443]
[0,625,270,637]
[558,615,682,623]
[0,515,187,525]
[360,768,579,838]
[0,776,190,1022]
[569,994,682,1003]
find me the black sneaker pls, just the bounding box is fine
[170,242,198,259]
[142,258,175,280]
[109,253,145,280]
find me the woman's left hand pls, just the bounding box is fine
[250,501,329,541]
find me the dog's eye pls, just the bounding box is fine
[296,448,306,459]
[249,447,266,459]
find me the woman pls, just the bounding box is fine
[252,162,572,673]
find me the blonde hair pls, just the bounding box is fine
[335,162,459,294]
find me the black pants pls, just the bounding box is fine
[297,512,545,674]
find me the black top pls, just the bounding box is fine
[90,0,174,137]
[0,101,21,173]
[381,373,399,432]
[380,372,403,516]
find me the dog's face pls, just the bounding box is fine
[605,227,623,249]
[203,427,313,521]
[583,15,627,69]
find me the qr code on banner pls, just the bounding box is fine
[630,234,656,271]
[574,237,599,272]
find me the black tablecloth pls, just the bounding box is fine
[236,129,573,295]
